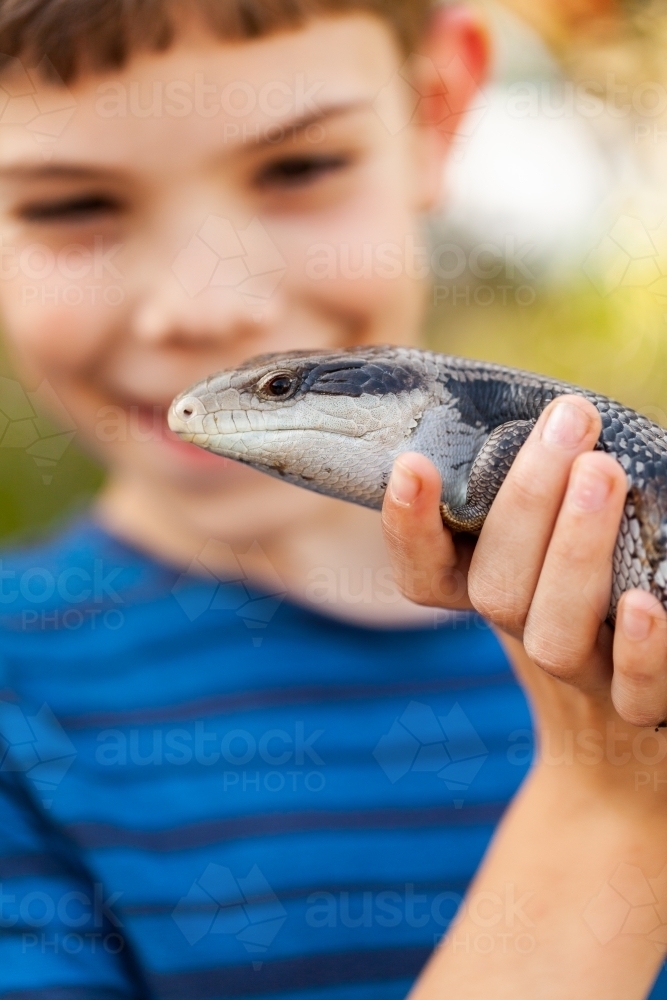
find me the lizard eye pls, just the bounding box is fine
[257,371,299,400]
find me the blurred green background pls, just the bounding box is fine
[426,282,667,424]
[0,343,102,542]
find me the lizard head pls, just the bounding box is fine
[168,347,435,508]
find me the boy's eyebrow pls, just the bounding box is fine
[0,98,378,179]
[237,98,376,151]
[0,164,121,181]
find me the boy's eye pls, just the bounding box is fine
[16,193,123,223]
[254,154,350,189]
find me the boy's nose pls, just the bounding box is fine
[133,280,279,346]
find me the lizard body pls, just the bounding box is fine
[168,346,667,619]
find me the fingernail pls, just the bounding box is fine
[543,401,590,448]
[568,462,612,512]
[622,603,653,642]
[390,461,421,506]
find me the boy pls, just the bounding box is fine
[0,1,665,997]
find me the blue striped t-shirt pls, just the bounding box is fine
[0,518,664,999]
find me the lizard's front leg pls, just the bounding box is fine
[440,419,536,533]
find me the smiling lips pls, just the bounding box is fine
[121,401,226,466]
[163,424,225,465]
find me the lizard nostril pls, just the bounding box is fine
[172,396,205,424]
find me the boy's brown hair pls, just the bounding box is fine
[0,0,433,83]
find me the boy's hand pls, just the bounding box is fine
[382,395,667,729]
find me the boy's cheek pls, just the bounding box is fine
[300,243,429,346]
[282,205,429,333]
[0,221,128,360]
[0,290,114,372]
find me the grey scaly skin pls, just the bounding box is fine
[168,346,667,620]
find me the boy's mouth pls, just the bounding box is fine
[107,397,227,467]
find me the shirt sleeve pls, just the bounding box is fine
[0,768,147,999]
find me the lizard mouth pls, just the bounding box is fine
[167,399,363,445]
[171,425,361,452]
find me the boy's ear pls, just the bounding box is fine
[409,5,490,209]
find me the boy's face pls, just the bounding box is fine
[0,14,465,492]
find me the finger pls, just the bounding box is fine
[612,589,667,727]
[381,452,473,608]
[522,451,628,690]
[469,395,601,635]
